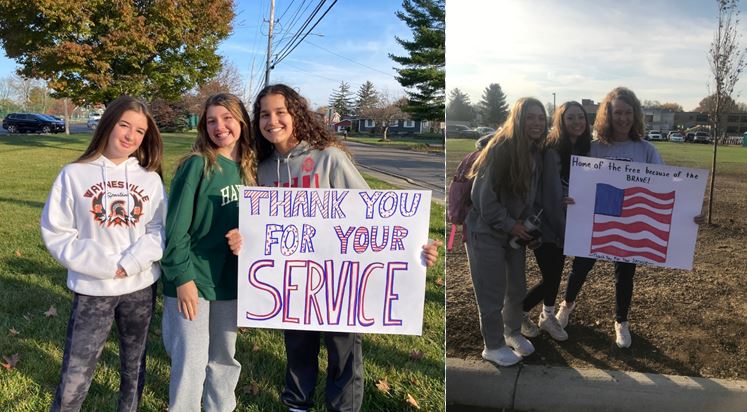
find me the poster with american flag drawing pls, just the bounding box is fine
[564,156,707,270]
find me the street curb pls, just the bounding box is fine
[446,357,747,412]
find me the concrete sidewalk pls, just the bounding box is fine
[446,357,747,412]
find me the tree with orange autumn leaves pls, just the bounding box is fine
[0,0,234,105]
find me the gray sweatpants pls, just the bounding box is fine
[162,297,241,412]
[465,229,527,349]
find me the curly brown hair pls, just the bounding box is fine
[77,95,163,177]
[179,93,257,185]
[253,84,347,162]
[593,87,645,144]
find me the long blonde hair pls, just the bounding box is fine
[178,93,257,185]
[469,97,547,197]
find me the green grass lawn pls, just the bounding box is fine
[0,132,445,411]
[345,134,444,152]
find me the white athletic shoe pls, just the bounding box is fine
[615,321,632,348]
[505,333,535,357]
[521,312,540,338]
[482,345,522,367]
[538,311,568,341]
[556,300,575,329]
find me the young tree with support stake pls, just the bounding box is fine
[707,0,746,224]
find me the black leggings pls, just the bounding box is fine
[564,257,636,323]
[523,243,565,312]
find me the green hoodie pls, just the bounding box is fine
[161,155,242,300]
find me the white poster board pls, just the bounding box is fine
[564,156,707,270]
[237,187,432,335]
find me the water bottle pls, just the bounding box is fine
[509,210,543,249]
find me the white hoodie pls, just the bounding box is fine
[41,155,166,296]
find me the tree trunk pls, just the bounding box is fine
[382,125,389,141]
[708,130,718,224]
[64,98,70,135]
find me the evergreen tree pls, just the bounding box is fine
[329,81,354,117]
[389,0,445,121]
[478,83,508,127]
[355,81,380,116]
[446,88,474,121]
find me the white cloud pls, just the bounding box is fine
[447,0,747,110]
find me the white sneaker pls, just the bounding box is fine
[538,311,568,341]
[482,345,522,367]
[505,333,535,357]
[615,321,632,348]
[521,312,539,338]
[556,300,575,329]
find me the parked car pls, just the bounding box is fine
[2,112,65,134]
[685,132,696,142]
[669,133,685,143]
[646,130,664,141]
[475,126,496,136]
[693,131,712,144]
[446,124,481,138]
[87,112,102,129]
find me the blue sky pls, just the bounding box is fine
[0,1,411,108]
[447,0,747,112]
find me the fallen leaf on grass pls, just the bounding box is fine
[252,343,260,352]
[435,277,444,286]
[242,381,260,396]
[9,328,19,337]
[405,393,420,409]
[22,313,31,321]
[14,249,21,257]
[375,377,390,394]
[2,353,19,370]
[409,350,423,361]
[44,306,58,317]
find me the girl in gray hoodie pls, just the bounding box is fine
[465,97,546,367]
[224,84,439,411]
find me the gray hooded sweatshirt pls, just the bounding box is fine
[466,139,541,239]
[257,140,369,190]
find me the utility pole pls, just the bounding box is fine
[552,92,556,114]
[264,0,276,88]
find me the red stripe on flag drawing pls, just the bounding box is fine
[591,185,675,263]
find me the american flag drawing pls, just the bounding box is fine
[591,184,675,263]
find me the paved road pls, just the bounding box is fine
[0,123,90,135]
[346,141,445,204]
[0,127,446,203]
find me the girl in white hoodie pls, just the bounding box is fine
[41,96,166,412]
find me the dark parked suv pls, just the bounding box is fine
[445,124,481,138]
[2,113,65,134]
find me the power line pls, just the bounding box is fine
[273,0,327,61]
[305,40,394,78]
[273,0,313,49]
[274,0,338,65]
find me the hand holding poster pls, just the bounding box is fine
[564,156,707,270]
[237,187,432,335]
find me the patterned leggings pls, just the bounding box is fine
[51,284,156,412]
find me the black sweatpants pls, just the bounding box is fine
[523,242,565,312]
[281,330,364,412]
[51,284,156,412]
[564,257,636,323]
